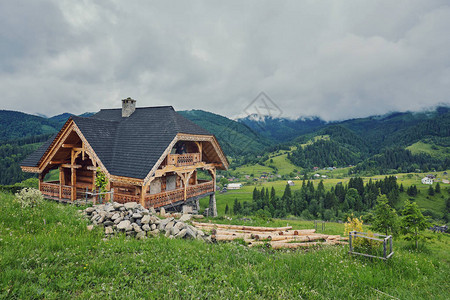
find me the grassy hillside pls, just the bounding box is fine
[407,141,450,160]
[203,171,450,219]
[1,192,449,299]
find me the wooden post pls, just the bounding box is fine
[71,149,76,201]
[59,167,62,200]
[140,185,146,207]
[349,232,353,253]
[105,181,111,202]
[383,238,387,259]
[38,173,42,192]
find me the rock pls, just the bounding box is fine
[87,225,94,231]
[98,216,105,224]
[106,205,115,212]
[119,206,126,211]
[132,213,142,219]
[175,229,187,239]
[103,221,114,227]
[185,227,196,239]
[111,213,120,220]
[117,220,131,230]
[171,226,180,236]
[113,202,123,210]
[151,224,157,231]
[136,231,146,240]
[149,207,156,215]
[125,224,133,232]
[136,219,142,226]
[165,230,171,237]
[192,214,204,219]
[105,226,113,234]
[114,217,123,224]
[141,215,151,224]
[160,207,166,217]
[141,209,150,215]
[174,222,185,230]
[124,202,138,210]
[150,216,160,224]
[179,214,192,222]
[148,229,160,236]
[86,207,95,213]
[132,223,142,233]
[165,221,175,231]
[142,224,150,231]
[197,230,205,237]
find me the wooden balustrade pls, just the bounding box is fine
[167,153,201,167]
[114,193,140,204]
[40,182,72,200]
[145,180,214,208]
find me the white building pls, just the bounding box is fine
[287,180,295,186]
[421,177,433,185]
[227,183,243,190]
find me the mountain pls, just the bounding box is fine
[237,115,326,143]
[0,110,59,142]
[179,110,271,156]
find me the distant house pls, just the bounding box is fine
[227,183,243,190]
[442,179,449,184]
[313,167,319,171]
[422,177,433,185]
[287,180,294,186]
[426,174,436,179]
[314,174,320,178]
[321,175,327,179]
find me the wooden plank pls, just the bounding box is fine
[61,164,81,169]
[192,222,292,232]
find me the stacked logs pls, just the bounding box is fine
[192,222,348,249]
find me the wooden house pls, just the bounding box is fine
[20,98,228,215]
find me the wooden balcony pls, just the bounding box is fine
[144,180,214,208]
[167,153,201,167]
[40,181,72,200]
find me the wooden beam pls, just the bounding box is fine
[61,164,81,169]
[62,144,77,148]
[50,161,66,165]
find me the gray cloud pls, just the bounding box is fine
[0,0,449,120]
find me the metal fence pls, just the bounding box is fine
[349,231,394,260]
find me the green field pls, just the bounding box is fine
[1,192,449,299]
[203,171,450,218]
[406,141,449,159]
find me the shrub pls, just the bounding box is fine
[15,188,44,208]
[345,215,381,251]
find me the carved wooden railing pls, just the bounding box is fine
[167,153,201,167]
[40,182,72,200]
[114,193,140,204]
[186,181,214,199]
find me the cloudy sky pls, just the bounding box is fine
[1,1,449,120]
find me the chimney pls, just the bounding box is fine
[122,97,136,117]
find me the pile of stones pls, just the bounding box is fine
[83,201,211,242]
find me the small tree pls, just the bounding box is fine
[371,195,399,236]
[95,168,109,202]
[428,185,435,196]
[224,204,229,215]
[435,183,441,194]
[401,200,429,249]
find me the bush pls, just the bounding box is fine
[15,188,44,208]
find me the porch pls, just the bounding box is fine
[39,180,215,208]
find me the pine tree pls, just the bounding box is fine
[371,195,398,235]
[428,185,435,196]
[401,200,429,249]
[435,183,441,193]
[225,204,229,215]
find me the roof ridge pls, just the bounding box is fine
[98,106,174,112]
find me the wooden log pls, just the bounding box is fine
[212,234,252,241]
[270,242,320,249]
[192,222,292,232]
[254,234,329,242]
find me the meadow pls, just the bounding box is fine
[204,171,450,218]
[1,191,449,299]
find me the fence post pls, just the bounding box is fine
[111,188,114,203]
[389,236,393,255]
[349,231,353,253]
[383,238,387,259]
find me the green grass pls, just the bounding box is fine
[204,171,450,218]
[1,192,449,299]
[406,141,449,160]
[231,163,274,178]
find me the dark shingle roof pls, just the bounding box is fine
[21,106,212,179]
[21,133,58,167]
